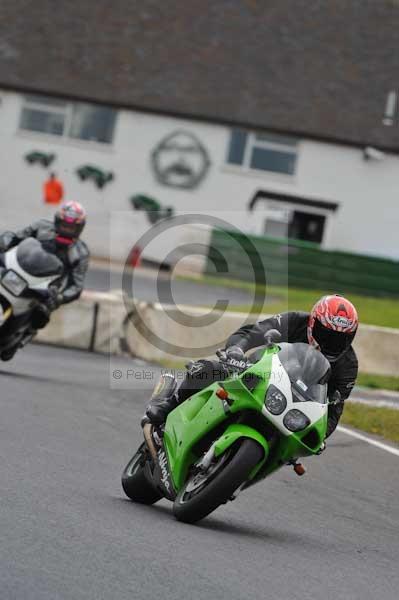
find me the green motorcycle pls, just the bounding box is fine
[122,331,331,524]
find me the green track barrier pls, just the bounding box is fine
[206,230,399,297]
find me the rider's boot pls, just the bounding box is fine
[141,373,179,427]
[31,304,50,330]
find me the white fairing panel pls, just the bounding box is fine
[261,353,328,436]
[0,246,61,317]
[5,247,60,290]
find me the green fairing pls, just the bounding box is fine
[163,348,276,490]
[163,344,328,492]
[213,424,269,479]
[123,341,330,521]
[257,414,327,481]
[163,382,227,490]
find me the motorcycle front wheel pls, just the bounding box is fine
[173,439,263,524]
[122,443,162,505]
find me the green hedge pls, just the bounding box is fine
[206,230,399,297]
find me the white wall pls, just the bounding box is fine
[298,141,399,258]
[0,88,398,261]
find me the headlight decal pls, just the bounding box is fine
[265,384,287,415]
[283,409,311,432]
[1,270,28,296]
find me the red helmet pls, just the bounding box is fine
[308,294,358,362]
[54,201,86,242]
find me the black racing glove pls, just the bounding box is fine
[329,390,343,406]
[0,231,17,252]
[217,346,247,371]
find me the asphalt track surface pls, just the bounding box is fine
[86,265,259,307]
[1,345,398,600]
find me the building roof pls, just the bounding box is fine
[1,1,399,150]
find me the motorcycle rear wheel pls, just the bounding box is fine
[122,443,162,505]
[173,439,263,524]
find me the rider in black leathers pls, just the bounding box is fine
[144,296,359,439]
[0,202,89,357]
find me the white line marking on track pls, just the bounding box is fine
[337,425,399,457]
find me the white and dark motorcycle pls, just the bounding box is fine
[0,237,64,360]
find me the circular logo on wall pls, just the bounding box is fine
[151,130,211,189]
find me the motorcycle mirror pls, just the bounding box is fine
[264,329,282,347]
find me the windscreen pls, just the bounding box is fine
[16,238,63,277]
[277,342,331,404]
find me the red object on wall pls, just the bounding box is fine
[44,175,64,205]
[130,245,142,268]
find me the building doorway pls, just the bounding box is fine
[249,189,338,246]
[288,211,325,243]
[263,207,326,244]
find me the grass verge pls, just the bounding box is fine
[357,373,399,392]
[177,274,399,329]
[342,403,399,444]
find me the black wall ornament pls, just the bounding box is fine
[151,130,211,189]
[76,165,114,189]
[130,194,174,224]
[25,151,55,167]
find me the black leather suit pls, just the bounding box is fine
[0,219,89,304]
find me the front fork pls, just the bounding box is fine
[142,422,269,500]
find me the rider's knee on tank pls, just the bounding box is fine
[177,359,228,404]
[187,359,227,383]
[145,373,179,426]
[151,373,177,401]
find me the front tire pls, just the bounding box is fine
[0,347,18,361]
[173,439,263,524]
[122,443,162,505]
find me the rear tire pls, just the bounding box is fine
[122,443,162,505]
[173,439,263,524]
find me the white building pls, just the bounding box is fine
[0,89,398,261]
[1,2,399,262]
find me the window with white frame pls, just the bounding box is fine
[19,94,117,144]
[227,129,298,175]
[20,95,68,136]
